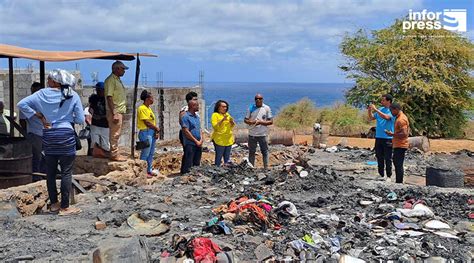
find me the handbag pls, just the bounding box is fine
[135,140,150,150]
[74,131,82,151]
[78,126,91,139]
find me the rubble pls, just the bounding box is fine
[0,146,472,262]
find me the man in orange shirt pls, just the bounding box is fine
[385,103,409,183]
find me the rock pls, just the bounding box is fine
[92,237,149,263]
[95,221,107,230]
[254,243,274,261]
[423,257,447,263]
[0,200,21,223]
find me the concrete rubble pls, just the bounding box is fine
[0,144,472,262]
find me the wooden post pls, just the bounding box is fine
[8,57,14,137]
[39,61,45,88]
[130,54,140,159]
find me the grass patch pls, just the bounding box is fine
[274,100,372,136]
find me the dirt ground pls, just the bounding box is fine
[294,135,474,152]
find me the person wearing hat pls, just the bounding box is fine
[89,81,110,157]
[137,90,160,177]
[17,69,84,216]
[105,60,129,161]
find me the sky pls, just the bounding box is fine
[0,0,473,84]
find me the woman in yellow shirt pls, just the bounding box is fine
[211,100,235,166]
[137,90,160,177]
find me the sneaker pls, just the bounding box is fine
[151,169,161,176]
[386,177,392,182]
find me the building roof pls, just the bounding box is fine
[0,44,157,61]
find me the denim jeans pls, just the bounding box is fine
[27,133,45,175]
[138,129,156,173]
[393,148,407,183]
[375,138,393,177]
[181,144,202,174]
[248,135,269,169]
[44,154,75,209]
[213,142,232,166]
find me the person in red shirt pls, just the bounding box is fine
[385,103,409,183]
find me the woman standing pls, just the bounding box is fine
[17,69,84,216]
[137,90,160,177]
[211,100,235,166]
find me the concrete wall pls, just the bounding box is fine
[78,86,204,149]
[0,69,82,110]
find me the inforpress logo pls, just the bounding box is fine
[403,9,467,32]
[442,9,467,32]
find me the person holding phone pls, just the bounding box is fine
[211,100,235,166]
[137,90,160,178]
[368,94,394,181]
[385,103,409,184]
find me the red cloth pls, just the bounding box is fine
[191,238,222,263]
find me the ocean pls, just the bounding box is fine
[161,82,352,125]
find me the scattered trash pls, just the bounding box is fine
[325,146,338,153]
[386,192,397,201]
[299,170,309,178]
[116,213,170,237]
[366,161,377,166]
[398,203,434,218]
[276,201,298,217]
[359,200,374,206]
[424,220,450,230]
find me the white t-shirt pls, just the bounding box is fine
[245,103,273,137]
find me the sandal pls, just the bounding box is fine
[49,202,60,213]
[59,206,82,216]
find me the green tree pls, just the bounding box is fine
[274,98,318,130]
[340,19,474,137]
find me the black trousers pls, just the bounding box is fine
[375,138,393,177]
[393,148,407,183]
[45,155,75,209]
[181,144,202,174]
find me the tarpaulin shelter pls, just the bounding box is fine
[0,44,157,157]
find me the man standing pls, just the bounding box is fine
[105,61,128,161]
[385,103,409,184]
[19,82,45,176]
[368,94,394,181]
[244,93,273,169]
[89,82,110,157]
[180,92,203,174]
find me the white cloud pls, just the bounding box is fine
[0,0,424,64]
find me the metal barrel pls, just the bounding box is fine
[269,130,294,146]
[408,136,430,152]
[0,137,32,189]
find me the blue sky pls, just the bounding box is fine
[0,0,472,84]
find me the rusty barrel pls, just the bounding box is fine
[233,129,249,144]
[269,130,294,146]
[0,137,32,189]
[408,136,430,152]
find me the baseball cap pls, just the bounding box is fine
[95,82,105,90]
[112,60,129,70]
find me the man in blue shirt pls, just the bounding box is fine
[19,82,45,178]
[180,91,203,174]
[368,94,394,181]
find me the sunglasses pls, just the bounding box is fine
[255,98,263,100]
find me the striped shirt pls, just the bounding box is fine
[42,127,76,156]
